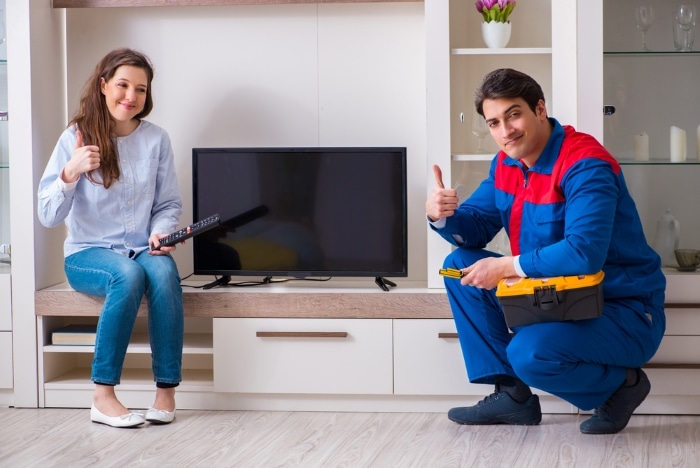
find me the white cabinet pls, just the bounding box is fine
[0,29,8,250]
[213,318,393,395]
[0,4,10,397]
[393,319,577,414]
[0,332,11,389]
[0,273,11,395]
[37,316,214,408]
[0,272,9,331]
[650,307,700,365]
[393,318,482,396]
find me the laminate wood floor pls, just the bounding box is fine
[1,408,699,467]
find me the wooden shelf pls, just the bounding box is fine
[53,0,421,7]
[43,333,213,354]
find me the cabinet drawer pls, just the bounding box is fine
[213,318,392,394]
[393,319,489,395]
[664,307,700,335]
[0,332,12,388]
[648,336,700,365]
[0,274,10,331]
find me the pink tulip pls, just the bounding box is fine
[475,0,516,22]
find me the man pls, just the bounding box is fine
[426,68,665,434]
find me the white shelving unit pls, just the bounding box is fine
[0,2,11,406]
[425,0,700,414]
[425,0,583,288]
[13,0,700,415]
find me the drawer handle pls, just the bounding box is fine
[256,331,348,338]
[438,332,459,339]
[438,331,513,339]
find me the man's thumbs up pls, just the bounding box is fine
[433,164,445,189]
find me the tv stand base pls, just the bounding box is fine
[375,277,396,292]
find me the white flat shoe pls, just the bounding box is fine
[91,404,145,428]
[145,406,176,424]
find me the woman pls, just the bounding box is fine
[38,48,184,428]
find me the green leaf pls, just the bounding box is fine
[489,6,498,22]
[480,7,489,22]
[503,3,515,21]
[482,2,516,23]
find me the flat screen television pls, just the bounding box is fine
[192,147,408,289]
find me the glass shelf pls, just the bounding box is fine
[604,50,700,56]
[452,154,495,162]
[451,47,552,56]
[618,160,700,166]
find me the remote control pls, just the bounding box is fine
[152,213,221,250]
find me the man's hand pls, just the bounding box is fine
[426,164,459,222]
[460,256,516,290]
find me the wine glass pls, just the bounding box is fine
[0,8,5,45]
[471,110,489,153]
[675,5,697,51]
[677,4,697,28]
[634,5,655,51]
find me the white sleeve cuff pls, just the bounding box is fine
[428,216,446,229]
[58,170,79,192]
[513,255,526,277]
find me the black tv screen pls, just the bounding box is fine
[192,147,408,282]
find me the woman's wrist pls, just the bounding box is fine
[61,167,80,184]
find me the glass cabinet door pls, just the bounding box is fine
[0,0,8,266]
[603,0,700,268]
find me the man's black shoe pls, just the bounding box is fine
[448,392,542,425]
[579,368,651,435]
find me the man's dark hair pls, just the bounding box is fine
[474,68,545,117]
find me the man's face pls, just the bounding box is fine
[482,97,549,167]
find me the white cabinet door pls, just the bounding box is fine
[0,332,12,388]
[393,318,490,395]
[0,273,10,331]
[213,318,393,395]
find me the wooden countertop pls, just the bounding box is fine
[53,0,421,8]
[35,280,452,319]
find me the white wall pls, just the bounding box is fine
[62,3,427,285]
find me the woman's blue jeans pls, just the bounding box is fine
[65,247,184,386]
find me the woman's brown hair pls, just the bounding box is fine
[69,48,155,188]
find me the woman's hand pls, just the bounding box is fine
[148,233,177,255]
[62,130,101,183]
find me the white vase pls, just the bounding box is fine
[481,21,512,48]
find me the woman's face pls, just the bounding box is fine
[100,65,149,128]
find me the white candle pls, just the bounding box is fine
[670,126,687,162]
[633,132,649,161]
